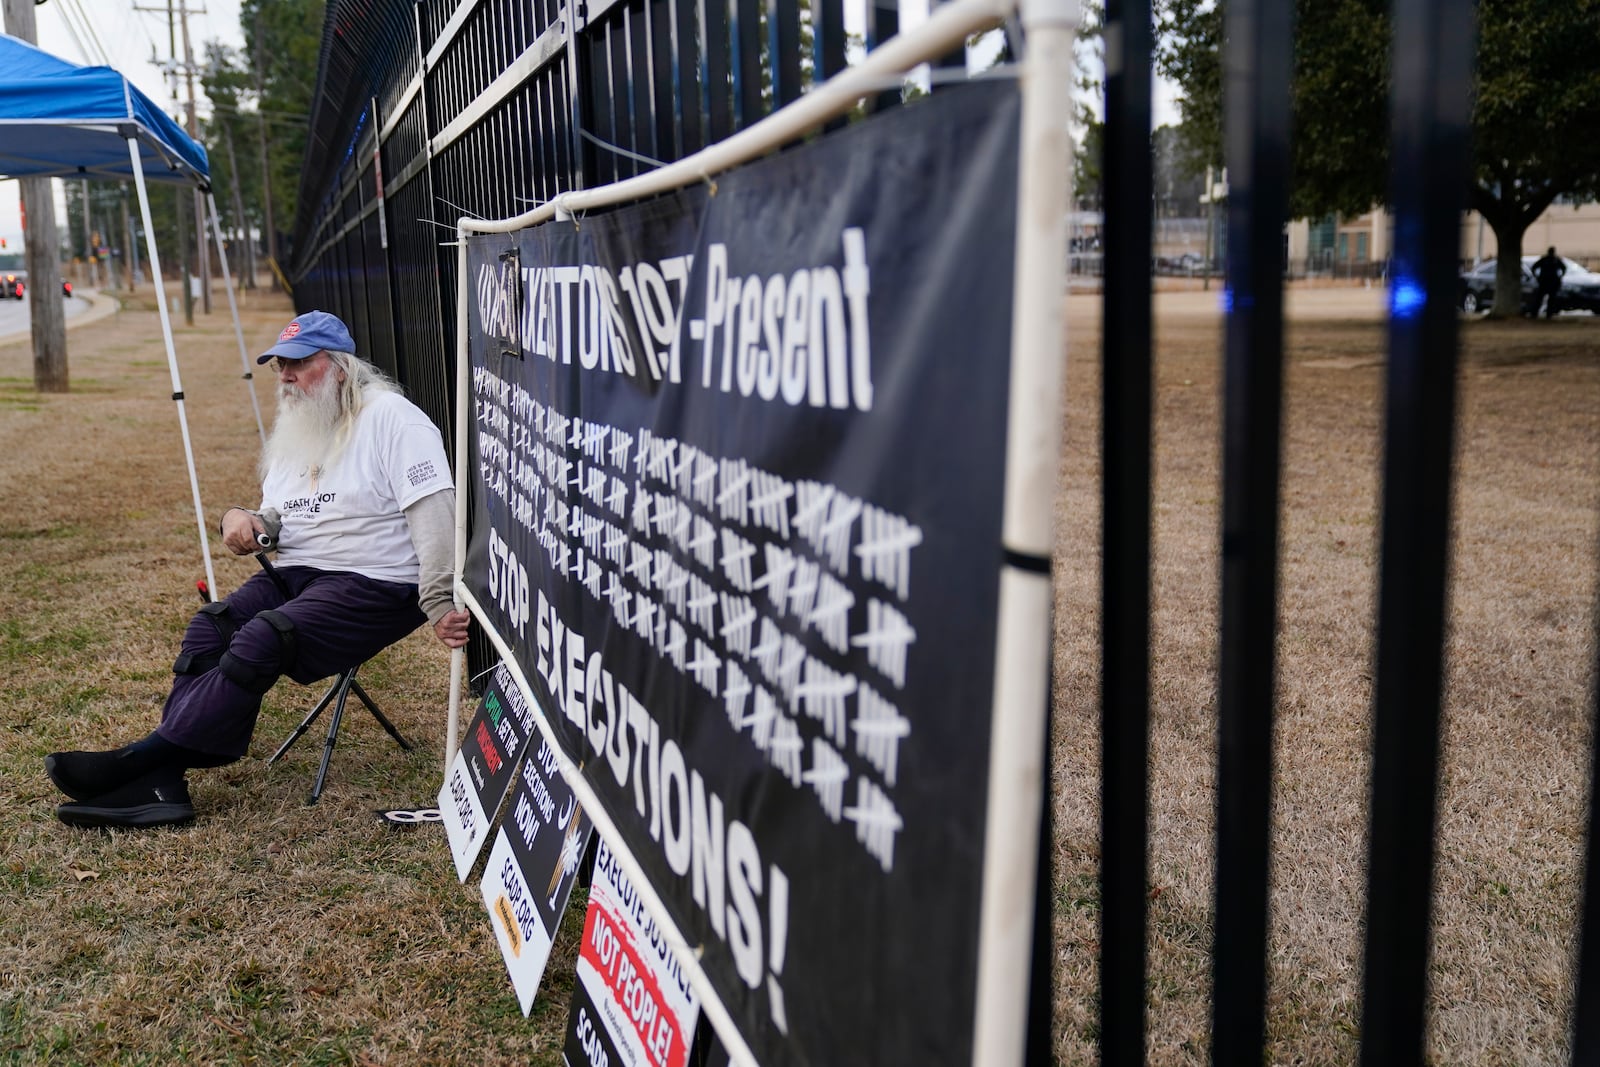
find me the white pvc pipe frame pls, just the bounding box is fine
[123,133,264,600]
[445,0,1077,1059]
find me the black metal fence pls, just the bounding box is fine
[286,0,906,437]
[288,0,1600,1060]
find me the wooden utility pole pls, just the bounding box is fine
[253,19,280,292]
[120,183,136,290]
[79,178,95,288]
[154,0,195,325]
[222,125,255,288]
[177,0,212,314]
[3,0,69,392]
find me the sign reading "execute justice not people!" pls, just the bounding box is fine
[565,838,701,1067]
[462,81,1020,1064]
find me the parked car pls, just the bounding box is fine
[1160,251,1211,274]
[1458,259,1538,315]
[1460,255,1600,315]
[1534,255,1600,313]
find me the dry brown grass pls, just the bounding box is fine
[0,288,578,1065]
[2,283,1594,1064]
[1051,289,1599,1065]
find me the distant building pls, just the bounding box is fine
[1459,199,1600,265]
[1286,199,1600,277]
[1287,211,1390,278]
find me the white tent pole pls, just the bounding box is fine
[206,189,266,446]
[127,135,219,600]
[971,0,1078,1061]
[445,219,471,772]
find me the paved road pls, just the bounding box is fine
[0,292,91,336]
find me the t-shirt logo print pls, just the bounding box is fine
[279,322,302,341]
[406,460,437,488]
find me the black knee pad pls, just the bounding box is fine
[218,609,299,695]
[174,601,236,675]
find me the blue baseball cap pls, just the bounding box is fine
[258,310,355,364]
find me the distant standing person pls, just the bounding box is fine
[1533,247,1566,318]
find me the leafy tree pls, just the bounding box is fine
[1075,114,1105,210]
[1470,0,1600,315]
[1155,0,1600,317]
[1156,0,1223,184]
[1153,124,1207,216]
[1068,2,1107,210]
[62,182,122,282]
[237,0,324,268]
[202,42,269,287]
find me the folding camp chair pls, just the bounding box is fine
[268,663,413,804]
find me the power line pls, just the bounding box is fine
[63,0,112,66]
[51,1,91,64]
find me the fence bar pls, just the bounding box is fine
[669,0,701,155]
[1209,0,1293,1057]
[766,0,802,107]
[1098,0,1153,1057]
[731,0,764,129]
[460,0,1011,232]
[813,0,846,81]
[1577,600,1600,1059]
[698,0,732,142]
[865,0,900,113]
[1356,0,1474,1062]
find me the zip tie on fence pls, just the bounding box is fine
[437,194,485,220]
[578,128,669,171]
[554,191,586,230]
[415,216,465,245]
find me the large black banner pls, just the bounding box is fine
[463,82,1019,1065]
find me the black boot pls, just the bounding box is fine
[55,768,195,830]
[45,741,168,801]
[47,733,236,801]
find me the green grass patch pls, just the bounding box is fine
[0,619,105,664]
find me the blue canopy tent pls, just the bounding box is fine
[0,33,209,181]
[0,32,267,597]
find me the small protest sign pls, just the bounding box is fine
[439,661,536,880]
[479,733,594,1014]
[564,837,700,1067]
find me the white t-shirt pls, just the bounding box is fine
[260,389,452,585]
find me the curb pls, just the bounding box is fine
[0,286,121,349]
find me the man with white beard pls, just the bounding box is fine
[46,311,471,829]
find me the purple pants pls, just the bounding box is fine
[157,567,426,758]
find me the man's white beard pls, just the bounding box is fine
[261,372,345,480]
